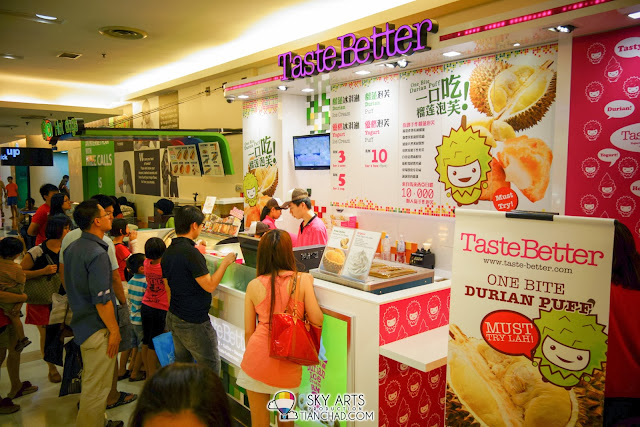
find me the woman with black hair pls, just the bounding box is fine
[20,214,72,384]
[238,229,323,427]
[605,220,640,425]
[129,363,231,426]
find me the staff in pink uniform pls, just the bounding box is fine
[259,198,285,230]
[282,188,327,248]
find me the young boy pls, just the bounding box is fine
[0,237,31,352]
[124,253,147,382]
[141,237,169,378]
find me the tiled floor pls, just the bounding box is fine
[0,355,144,426]
[0,207,144,426]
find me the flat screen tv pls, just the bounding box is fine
[293,134,330,170]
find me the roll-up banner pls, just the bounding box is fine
[446,209,613,426]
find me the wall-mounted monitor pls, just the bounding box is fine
[293,134,330,170]
[0,148,53,166]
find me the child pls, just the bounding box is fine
[0,237,31,352]
[124,253,147,382]
[111,218,138,282]
[112,218,138,379]
[141,237,170,378]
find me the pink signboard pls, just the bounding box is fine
[566,26,640,245]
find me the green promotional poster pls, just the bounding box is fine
[81,141,115,198]
[297,314,348,427]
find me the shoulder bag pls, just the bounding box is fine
[269,273,322,366]
[24,253,61,305]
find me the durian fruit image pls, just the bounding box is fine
[497,136,553,203]
[469,119,516,201]
[446,325,580,427]
[470,60,557,131]
[573,366,605,426]
[321,248,346,274]
[249,165,279,197]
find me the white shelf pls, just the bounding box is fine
[379,326,449,372]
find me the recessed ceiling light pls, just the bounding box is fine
[443,51,461,57]
[397,59,408,68]
[35,14,57,21]
[301,88,314,92]
[355,70,371,75]
[629,11,640,19]
[99,26,148,40]
[1,53,23,60]
[277,85,288,91]
[237,95,249,99]
[384,63,396,68]
[513,43,521,47]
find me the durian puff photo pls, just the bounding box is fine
[446,324,604,427]
[321,247,346,275]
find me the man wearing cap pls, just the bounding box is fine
[283,188,327,247]
[259,198,284,230]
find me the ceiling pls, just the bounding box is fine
[0,0,639,144]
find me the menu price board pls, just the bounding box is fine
[319,227,381,281]
[199,141,225,177]
[168,145,201,177]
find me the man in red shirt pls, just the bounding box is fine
[283,188,327,247]
[27,184,59,245]
[5,177,19,232]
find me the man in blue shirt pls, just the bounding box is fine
[65,200,122,426]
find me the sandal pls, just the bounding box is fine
[0,398,20,414]
[7,381,38,399]
[117,370,130,381]
[106,392,137,410]
[14,338,32,353]
[48,371,62,383]
[128,372,146,382]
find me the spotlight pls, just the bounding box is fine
[629,11,640,19]
[278,85,288,91]
[385,63,396,68]
[237,95,249,99]
[397,59,409,68]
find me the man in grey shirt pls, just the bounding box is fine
[60,194,136,416]
[65,200,121,426]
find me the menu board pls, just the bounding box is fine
[447,210,613,426]
[330,44,559,217]
[319,227,381,281]
[168,145,201,177]
[199,141,225,177]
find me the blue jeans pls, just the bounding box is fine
[166,311,220,375]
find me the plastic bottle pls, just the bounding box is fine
[382,235,391,261]
[397,235,406,264]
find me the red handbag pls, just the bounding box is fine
[269,273,322,366]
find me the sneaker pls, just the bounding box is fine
[0,398,20,414]
[14,338,31,353]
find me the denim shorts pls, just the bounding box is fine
[166,311,220,375]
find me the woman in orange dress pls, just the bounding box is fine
[238,229,323,427]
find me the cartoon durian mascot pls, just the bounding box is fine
[435,116,493,206]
